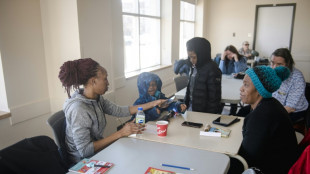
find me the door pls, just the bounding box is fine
[253,4,296,58]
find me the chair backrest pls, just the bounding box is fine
[47,110,70,167]
[0,136,68,173]
[173,76,189,92]
[47,110,66,147]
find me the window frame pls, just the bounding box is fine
[179,0,196,59]
[122,0,162,74]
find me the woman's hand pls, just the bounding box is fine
[120,120,145,136]
[221,51,227,60]
[180,104,187,112]
[232,53,239,62]
[158,100,169,108]
[152,99,166,107]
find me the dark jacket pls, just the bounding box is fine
[239,98,298,174]
[184,37,222,113]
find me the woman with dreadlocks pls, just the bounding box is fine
[58,58,165,165]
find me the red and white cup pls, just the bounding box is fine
[156,121,168,137]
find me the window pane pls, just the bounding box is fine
[140,17,160,69]
[123,15,140,72]
[180,1,195,21]
[139,0,160,17]
[179,22,195,59]
[122,0,138,13]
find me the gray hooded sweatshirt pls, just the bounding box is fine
[63,90,130,164]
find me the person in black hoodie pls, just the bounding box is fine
[184,37,222,113]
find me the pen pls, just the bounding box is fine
[161,163,194,171]
[94,164,110,168]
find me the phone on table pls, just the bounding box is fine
[181,121,203,128]
[212,115,240,127]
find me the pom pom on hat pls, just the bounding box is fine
[245,66,290,98]
[274,66,290,81]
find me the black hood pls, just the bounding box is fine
[186,37,212,68]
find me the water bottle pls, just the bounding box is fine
[135,107,145,125]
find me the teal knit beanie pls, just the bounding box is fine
[245,66,290,98]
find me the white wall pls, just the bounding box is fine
[40,0,81,112]
[0,0,53,148]
[0,0,50,124]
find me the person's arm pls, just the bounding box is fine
[234,56,248,73]
[239,112,270,166]
[219,60,227,74]
[284,106,296,113]
[129,99,166,115]
[284,71,307,112]
[93,120,141,153]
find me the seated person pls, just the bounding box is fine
[59,58,165,165]
[132,72,187,122]
[220,45,248,74]
[238,41,253,59]
[233,66,298,174]
[185,37,222,114]
[219,45,248,115]
[271,48,309,123]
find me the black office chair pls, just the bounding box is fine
[0,136,67,174]
[293,83,310,135]
[173,75,189,92]
[47,110,70,168]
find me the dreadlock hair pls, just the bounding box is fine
[58,58,99,98]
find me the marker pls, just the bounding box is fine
[94,164,110,168]
[161,163,194,171]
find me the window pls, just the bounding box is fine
[122,0,161,73]
[0,51,9,112]
[179,0,195,59]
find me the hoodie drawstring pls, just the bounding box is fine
[91,101,99,130]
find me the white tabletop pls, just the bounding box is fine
[175,75,243,104]
[131,111,244,156]
[67,138,230,174]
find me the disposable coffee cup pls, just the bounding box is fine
[156,120,168,137]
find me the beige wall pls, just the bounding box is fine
[40,0,81,112]
[204,0,310,81]
[0,0,50,125]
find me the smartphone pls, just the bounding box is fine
[181,121,203,128]
[212,115,240,127]
[163,96,175,105]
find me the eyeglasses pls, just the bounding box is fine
[244,44,249,46]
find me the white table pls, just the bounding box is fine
[68,138,230,174]
[175,75,243,104]
[130,111,248,169]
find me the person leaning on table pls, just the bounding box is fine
[219,45,248,115]
[58,58,166,165]
[270,48,309,123]
[230,66,298,174]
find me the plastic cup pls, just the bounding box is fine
[156,120,169,137]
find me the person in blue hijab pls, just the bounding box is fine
[132,72,187,122]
